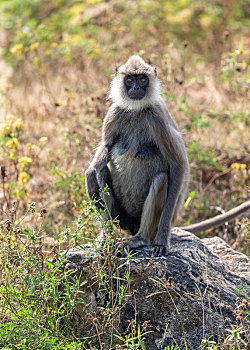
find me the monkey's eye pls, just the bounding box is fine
[139,76,148,86]
[125,76,134,87]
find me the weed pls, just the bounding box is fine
[188,140,223,171]
[0,198,151,349]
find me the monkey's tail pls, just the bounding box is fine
[181,200,250,233]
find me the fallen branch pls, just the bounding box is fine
[181,200,250,233]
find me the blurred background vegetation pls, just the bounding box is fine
[0,0,249,251]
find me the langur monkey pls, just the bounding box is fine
[85,55,189,256]
[85,56,250,256]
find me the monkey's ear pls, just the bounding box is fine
[154,67,157,76]
[115,67,119,75]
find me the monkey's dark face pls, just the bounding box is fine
[124,74,149,100]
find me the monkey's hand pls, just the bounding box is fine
[85,167,102,203]
[152,234,170,257]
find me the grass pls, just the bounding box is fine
[0,202,152,349]
[0,203,249,349]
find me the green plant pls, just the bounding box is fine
[185,115,211,132]
[0,195,150,349]
[200,337,218,349]
[188,140,223,171]
[225,326,247,349]
[53,168,86,215]
[115,324,147,349]
[0,203,86,349]
[221,42,249,92]
[0,0,102,67]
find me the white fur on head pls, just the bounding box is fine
[108,56,161,111]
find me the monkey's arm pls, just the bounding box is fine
[85,143,111,202]
[85,107,119,201]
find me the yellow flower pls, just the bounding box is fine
[15,187,25,198]
[57,100,65,106]
[18,172,30,186]
[10,235,17,249]
[231,162,248,184]
[19,156,32,170]
[231,163,247,170]
[231,163,239,169]
[10,44,23,54]
[13,118,24,132]
[51,42,58,48]
[30,42,39,51]
[19,156,32,164]
[6,138,19,149]
[0,83,10,91]
[6,114,15,121]
[67,92,75,99]
[45,49,52,56]
[27,143,38,153]
[9,152,17,160]
[0,115,20,136]
[86,0,102,4]
[39,137,48,147]
[0,122,10,136]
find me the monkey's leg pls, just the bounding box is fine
[152,165,185,256]
[97,166,141,232]
[125,173,168,251]
[96,167,143,253]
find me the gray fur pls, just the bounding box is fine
[85,56,189,256]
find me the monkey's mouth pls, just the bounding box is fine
[128,94,144,100]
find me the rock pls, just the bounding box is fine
[201,236,249,279]
[63,229,250,349]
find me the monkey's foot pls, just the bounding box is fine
[152,239,171,256]
[115,235,148,256]
[152,245,169,257]
[152,234,170,257]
